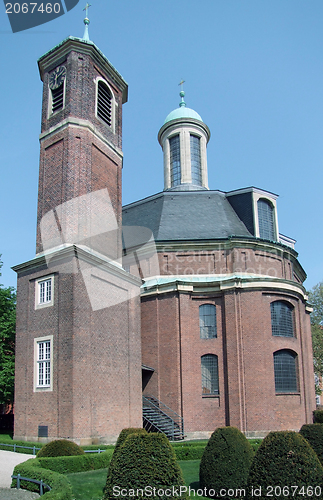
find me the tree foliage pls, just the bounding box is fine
[309,282,323,326]
[308,282,323,391]
[0,256,16,407]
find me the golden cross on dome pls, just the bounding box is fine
[83,2,91,16]
[178,80,185,90]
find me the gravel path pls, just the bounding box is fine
[0,488,40,499]
[0,451,39,499]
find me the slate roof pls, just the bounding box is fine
[122,190,252,242]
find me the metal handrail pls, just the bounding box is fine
[0,442,40,455]
[143,395,184,439]
[0,442,107,455]
[11,473,51,496]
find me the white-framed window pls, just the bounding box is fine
[34,336,53,392]
[35,275,54,309]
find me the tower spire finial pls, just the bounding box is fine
[178,80,186,107]
[83,2,91,41]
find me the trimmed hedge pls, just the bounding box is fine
[247,431,323,500]
[299,423,323,465]
[37,439,85,458]
[38,449,113,474]
[103,432,188,500]
[199,426,254,499]
[313,410,323,423]
[172,444,205,460]
[11,458,73,500]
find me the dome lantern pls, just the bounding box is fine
[158,87,211,191]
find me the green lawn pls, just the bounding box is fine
[66,468,108,500]
[66,460,202,500]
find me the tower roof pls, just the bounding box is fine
[164,106,203,124]
[38,36,128,103]
[123,190,252,242]
[163,89,204,124]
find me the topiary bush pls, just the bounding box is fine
[108,427,147,472]
[37,439,85,458]
[247,431,323,500]
[103,432,188,500]
[199,426,254,499]
[300,423,323,465]
[313,410,323,423]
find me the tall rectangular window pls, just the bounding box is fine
[258,199,275,241]
[35,337,52,390]
[169,135,181,187]
[190,135,202,186]
[201,354,219,395]
[271,301,294,337]
[200,304,217,339]
[36,276,54,309]
[274,350,298,393]
[39,279,51,304]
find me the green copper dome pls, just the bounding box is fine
[164,89,203,124]
[164,106,203,124]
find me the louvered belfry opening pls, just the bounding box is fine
[98,81,112,126]
[51,84,64,113]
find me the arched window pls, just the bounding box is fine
[257,199,275,240]
[199,304,217,339]
[201,354,219,395]
[169,135,181,187]
[271,301,294,337]
[190,134,202,186]
[97,80,112,126]
[273,350,298,393]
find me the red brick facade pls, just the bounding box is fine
[139,245,315,438]
[14,38,142,444]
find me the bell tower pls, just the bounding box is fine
[13,21,142,444]
[36,29,128,258]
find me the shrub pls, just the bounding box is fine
[199,426,254,499]
[299,423,323,465]
[11,457,73,499]
[313,410,323,423]
[108,427,147,470]
[37,439,85,458]
[173,443,205,461]
[103,432,188,500]
[38,449,113,474]
[247,431,323,500]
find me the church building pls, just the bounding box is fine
[13,25,315,443]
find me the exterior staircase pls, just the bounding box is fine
[142,395,184,441]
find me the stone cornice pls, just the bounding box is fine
[140,273,309,302]
[39,118,123,160]
[13,244,141,287]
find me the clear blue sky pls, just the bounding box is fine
[1,1,322,290]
